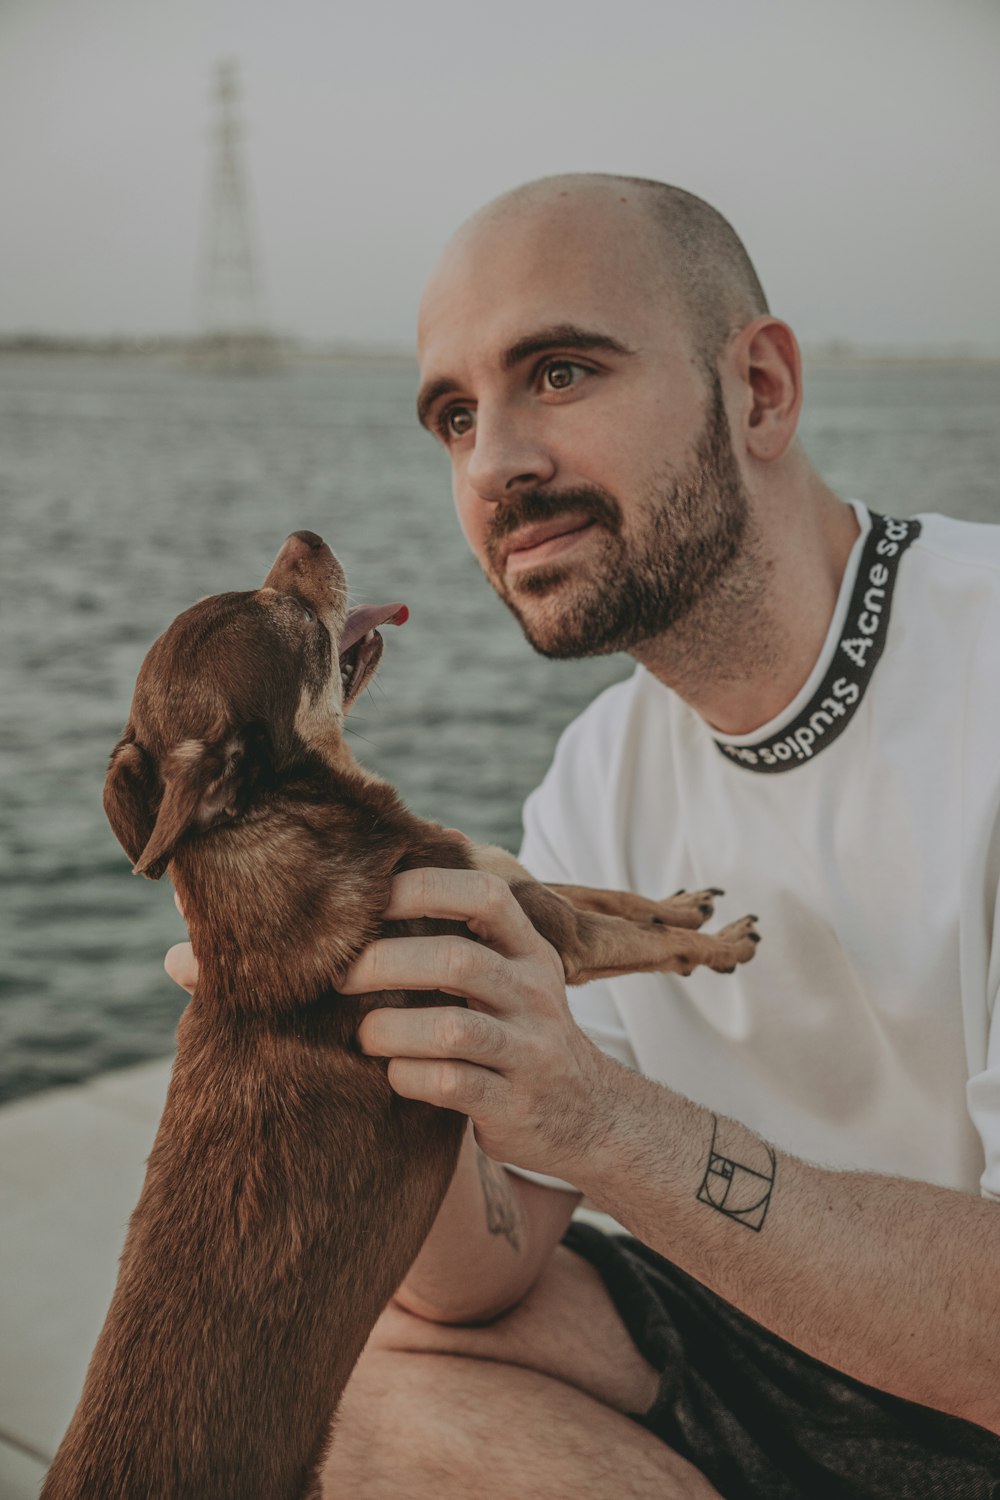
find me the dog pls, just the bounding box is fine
[42,530,759,1499]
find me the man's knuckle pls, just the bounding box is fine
[436,1008,467,1051]
[436,1064,464,1105]
[467,1011,498,1057]
[522,968,555,1010]
[480,1009,502,1046]
[443,938,473,989]
[480,872,510,916]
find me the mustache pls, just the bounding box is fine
[485,487,623,554]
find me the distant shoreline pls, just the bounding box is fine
[0,335,415,366]
[0,335,998,369]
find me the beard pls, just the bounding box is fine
[482,373,753,660]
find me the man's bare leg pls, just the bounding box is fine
[320,1244,721,1499]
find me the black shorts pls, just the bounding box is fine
[563,1221,1000,1500]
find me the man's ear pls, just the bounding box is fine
[103,730,159,872]
[731,316,803,464]
[130,732,252,879]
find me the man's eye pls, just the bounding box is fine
[542,360,585,392]
[441,405,475,440]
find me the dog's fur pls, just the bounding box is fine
[42,531,758,1500]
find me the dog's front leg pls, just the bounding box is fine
[468,844,759,983]
[506,880,759,985]
[543,883,724,930]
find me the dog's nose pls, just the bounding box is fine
[290,530,325,550]
[262,530,340,593]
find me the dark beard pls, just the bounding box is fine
[482,373,751,660]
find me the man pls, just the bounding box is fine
[168,176,1000,1497]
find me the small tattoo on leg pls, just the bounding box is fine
[477,1151,522,1251]
[696,1116,775,1232]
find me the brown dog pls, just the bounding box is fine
[42,531,758,1500]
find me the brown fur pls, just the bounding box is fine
[42,531,757,1499]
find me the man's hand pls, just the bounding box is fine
[163,865,609,1182]
[165,891,197,994]
[339,867,608,1180]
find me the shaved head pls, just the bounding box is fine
[417,171,788,679]
[454,173,769,373]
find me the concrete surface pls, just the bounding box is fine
[0,1058,172,1498]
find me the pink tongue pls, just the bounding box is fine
[339,603,408,656]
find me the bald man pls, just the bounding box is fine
[169,176,1000,1497]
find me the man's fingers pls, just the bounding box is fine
[381,868,538,958]
[358,1004,508,1066]
[339,933,521,1011]
[164,941,198,995]
[386,1056,500,1114]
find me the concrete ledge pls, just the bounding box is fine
[0,1436,48,1500]
[0,1059,172,1463]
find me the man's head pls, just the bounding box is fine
[416,173,801,663]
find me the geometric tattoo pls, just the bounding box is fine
[476,1150,522,1252]
[696,1116,776,1232]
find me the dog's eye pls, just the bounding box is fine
[302,606,315,623]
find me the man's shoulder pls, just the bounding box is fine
[904,513,1000,671]
[912,511,1000,582]
[894,511,1000,783]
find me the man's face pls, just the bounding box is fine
[416,191,751,659]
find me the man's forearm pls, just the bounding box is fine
[569,1060,1000,1433]
[344,868,999,1429]
[395,1123,580,1324]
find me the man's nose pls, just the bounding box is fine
[464,410,556,502]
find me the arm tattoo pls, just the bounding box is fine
[696,1115,776,1232]
[476,1150,522,1252]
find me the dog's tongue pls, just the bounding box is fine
[339,603,408,656]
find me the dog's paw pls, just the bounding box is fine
[708,915,760,970]
[652,888,726,930]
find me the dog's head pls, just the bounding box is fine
[104,530,407,879]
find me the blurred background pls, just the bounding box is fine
[1,0,999,1103]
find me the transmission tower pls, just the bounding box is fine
[192,59,280,372]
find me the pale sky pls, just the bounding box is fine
[1,0,998,350]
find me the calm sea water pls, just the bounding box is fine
[1,353,998,1103]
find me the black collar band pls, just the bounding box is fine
[715,512,921,774]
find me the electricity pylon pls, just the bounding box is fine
[191,59,281,373]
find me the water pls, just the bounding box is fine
[1,352,998,1103]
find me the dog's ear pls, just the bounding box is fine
[131,731,252,879]
[103,730,159,871]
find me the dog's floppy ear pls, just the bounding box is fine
[103,730,159,871]
[130,731,252,879]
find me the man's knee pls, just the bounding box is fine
[321,1341,719,1500]
[320,1346,467,1498]
[365,1293,446,1354]
[364,1244,660,1415]
[317,1245,667,1498]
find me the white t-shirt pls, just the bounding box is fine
[518,503,1000,1201]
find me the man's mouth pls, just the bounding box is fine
[338,602,408,707]
[501,516,597,575]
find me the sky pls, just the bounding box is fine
[1,0,998,352]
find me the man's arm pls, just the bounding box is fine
[577,1070,1000,1433]
[394,1123,580,1324]
[342,866,1000,1436]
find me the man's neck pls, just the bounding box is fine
[631,478,860,738]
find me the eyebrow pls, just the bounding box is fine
[416,324,635,430]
